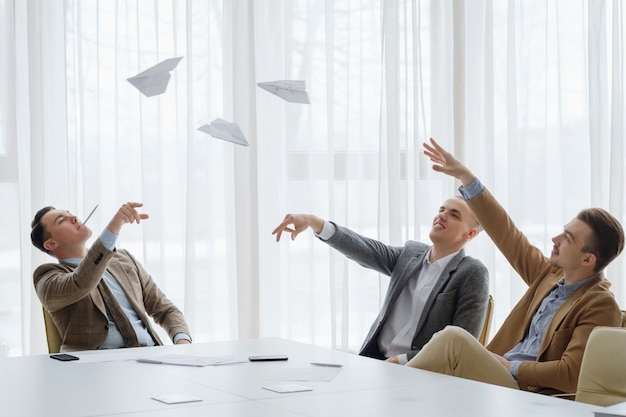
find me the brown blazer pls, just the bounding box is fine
[34,239,190,352]
[468,187,622,395]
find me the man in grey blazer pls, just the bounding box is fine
[272,197,489,364]
[31,202,191,352]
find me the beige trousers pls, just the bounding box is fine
[406,326,520,390]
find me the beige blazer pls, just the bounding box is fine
[34,240,190,352]
[468,188,622,395]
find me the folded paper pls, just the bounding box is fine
[257,80,310,104]
[127,57,183,97]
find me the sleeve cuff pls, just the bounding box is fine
[99,228,119,251]
[509,360,521,380]
[396,353,409,365]
[458,177,485,201]
[315,220,337,241]
[173,332,192,344]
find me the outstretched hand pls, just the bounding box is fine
[107,202,149,234]
[423,138,475,186]
[272,214,324,242]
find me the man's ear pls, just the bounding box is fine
[466,228,478,240]
[582,253,597,268]
[43,239,58,252]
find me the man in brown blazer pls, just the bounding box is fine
[31,202,191,352]
[406,139,623,396]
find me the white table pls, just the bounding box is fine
[0,338,604,417]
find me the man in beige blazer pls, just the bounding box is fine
[406,139,624,396]
[31,202,191,352]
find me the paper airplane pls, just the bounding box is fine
[127,57,183,97]
[198,118,248,146]
[257,80,310,104]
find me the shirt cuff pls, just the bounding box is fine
[99,228,119,251]
[509,360,521,380]
[458,177,485,201]
[396,353,409,365]
[173,332,192,344]
[315,220,337,241]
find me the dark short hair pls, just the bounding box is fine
[577,208,625,273]
[31,206,55,254]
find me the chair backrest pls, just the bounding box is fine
[575,326,626,406]
[42,307,62,354]
[478,295,494,346]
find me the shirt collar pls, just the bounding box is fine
[424,247,461,269]
[60,258,82,267]
[556,273,598,296]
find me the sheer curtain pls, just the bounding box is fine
[0,0,624,356]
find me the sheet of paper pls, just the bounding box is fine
[151,394,202,405]
[262,384,313,394]
[67,349,145,363]
[198,118,248,146]
[595,401,626,417]
[136,354,239,367]
[127,56,183,97]
[266,367,342,382]
[257,80,310,104]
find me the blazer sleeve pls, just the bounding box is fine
[466,187,557,286]
[33,240,116,312]
[324,223,408,276]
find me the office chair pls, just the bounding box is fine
[42,307,62,354]
[478,295,494,346]
[574,325,626,406]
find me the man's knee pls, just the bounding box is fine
[432,325,472,344]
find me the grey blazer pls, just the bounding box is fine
[324,223,489,361]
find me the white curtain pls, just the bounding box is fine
[0,0,624,356]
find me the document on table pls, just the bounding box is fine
[267,366,342,382]
[262,384,313,394]
[152,394,203,404]
[595,401,626,417]
[62,350,249,365]
[137,354,248,367]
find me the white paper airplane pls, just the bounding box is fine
[257,80,310,104]
[198,118,248,146]
[127,57,183,97]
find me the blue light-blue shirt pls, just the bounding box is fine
[62,228,190,348]
[459,177,594,379]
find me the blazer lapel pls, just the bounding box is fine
[105,257,142,313]
[537,274,603,356]
[379,251,428,322]
[523,275,561,326]
[413,249,466,333]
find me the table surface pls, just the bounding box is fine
[0,338,605,417]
